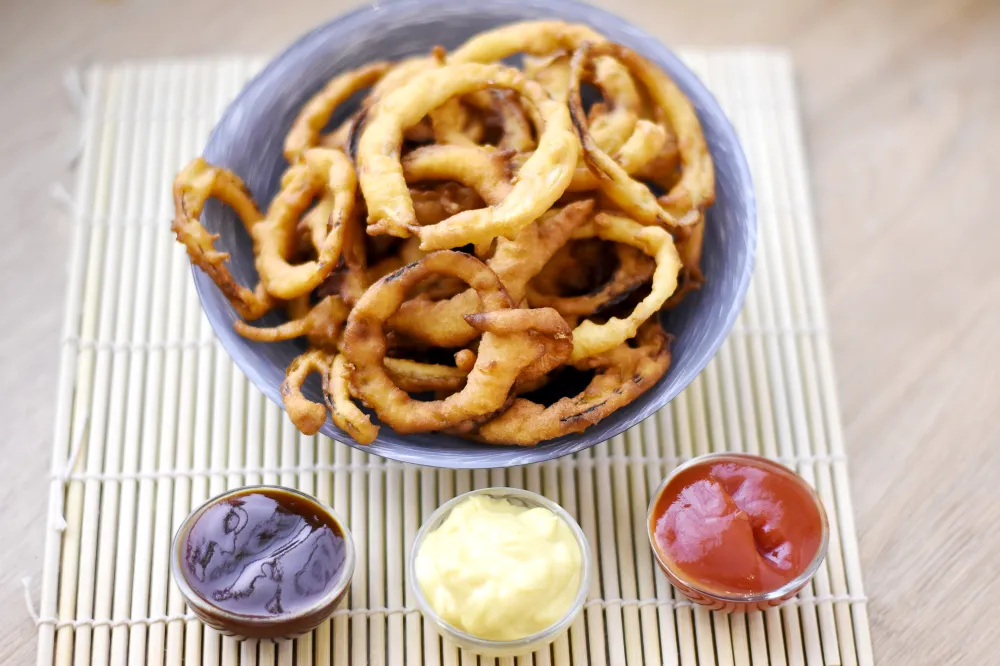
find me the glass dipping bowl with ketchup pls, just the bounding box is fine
[647,453,829,612]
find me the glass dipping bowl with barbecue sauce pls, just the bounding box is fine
[171,486,355,640]
[647,453,829,612]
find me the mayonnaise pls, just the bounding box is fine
[415,495,582,641]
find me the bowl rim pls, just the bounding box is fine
[169,484,356,628]
[195,0,757,467]
[407,487,593,650]
[645,452,830,604]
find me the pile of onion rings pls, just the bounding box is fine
[171,21,714,446]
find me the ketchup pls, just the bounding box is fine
[650,455,825,597]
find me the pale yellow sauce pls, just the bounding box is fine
[415,495,582,641]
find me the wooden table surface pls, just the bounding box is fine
[2,0,997,663]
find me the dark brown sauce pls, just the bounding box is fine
[181,488,347,618]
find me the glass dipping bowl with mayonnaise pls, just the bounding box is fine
[410,487,592,657]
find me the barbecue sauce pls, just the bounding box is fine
[180,488,347,618]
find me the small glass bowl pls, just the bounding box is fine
[171,485,355,640]
[647,453,830,613]
[409,487,592,657]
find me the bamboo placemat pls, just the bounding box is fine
[32,51,874,666]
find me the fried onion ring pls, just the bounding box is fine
[663,212,706,308]
[569,42,714,229]
[527,243,656,316]
[253,148,358,300]
[511,118,667,192]
[281,349,333,436]
[402,145,512,206]
[429,98,480,146]
[233,294,350,349]
[464,308,573,386]
[171,158,274,320]
[475,321,671,445]
[325,354,379,444]
[467,90,536,152]
[569,213,681,362]
[387,200,593,347]
[341,250,566,433]
[410,183,485,226]
[383,357,468,393]
[284,62,390,162]
[358,63,576,250]
[450,21,641,149]
[524,52,572,102]
[317,113,357,152]
[449,21,641,109]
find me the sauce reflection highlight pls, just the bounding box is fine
[182,489,347,618]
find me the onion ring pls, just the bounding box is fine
[528,238,603,296]
[171,158,274,320]
[569,42,714,229]
[449,21,641,109]
[284,62,390,162]
[468,90,536,152]
[663,212,706,308]
[633,120,681,190]
[429,98,479,146]
[341,250,564,433]
[383,357,468,393]
[524,52,572,102]
[475,321,671,445]
[358,62,576,250]
[252,148,358,300]
[569,213,681,362]
[450,21,641,149]
[234,294,350,349]
[402,145,512,206]
[281,349,333,436]
[387,199,593,347]
[411,183,485,226]
[527,243,656,316]
[511,118,667,192]
[325,354,379,444]
[464,308,573,386]
[317,112,357,152]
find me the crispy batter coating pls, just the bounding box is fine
[358,62,577,250]
[568,213,681,362]
[252,148,358,300]
[569,42,714,230]
[341,251,569,433]
[475,321,671,445]
[527,243,656,316]
[284,62,390,162]
[387,200,593,347]
[281,349,333,436]
[171,158,274,320]
[325,354,379,444]
[234,294,349,349]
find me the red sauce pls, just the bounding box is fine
[650,456,824,597]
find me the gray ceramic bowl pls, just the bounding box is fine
[195,0,756,468]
